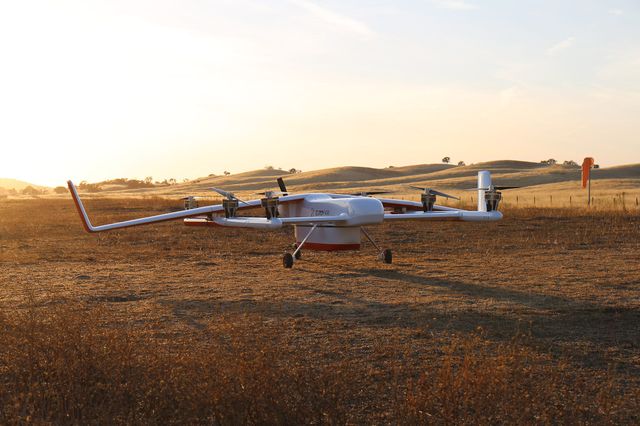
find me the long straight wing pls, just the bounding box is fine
[67,181,309,233]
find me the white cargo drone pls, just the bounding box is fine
[68,171,508,268]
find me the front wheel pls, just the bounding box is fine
[381,249,392,264]
[283,252,294,268]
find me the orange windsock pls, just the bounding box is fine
[581,157,595,188]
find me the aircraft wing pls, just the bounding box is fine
[69,181,343,232]
[383,210,502,222]
[376,197,461,212]
[184,214,349,229]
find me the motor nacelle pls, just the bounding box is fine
[183,196,199,210]
[421,193,437,212]
[222,198,239,218]
[261,196,279,219]
[484,190,502,212]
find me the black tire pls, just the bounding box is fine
[382,249,392,264]
[293,244,302,260]
[283,252,294,268]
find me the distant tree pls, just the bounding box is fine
[563,160,578,167]
[21,186,40,196]
[223,171,231,176]
[387,165,394,168]
[594,164,600,169]
[144,176,153,184]
[442,157,451,164]
[264,165,274,170]
[289,168,298,174]
[457,161,466,166]
[541,158,557,165]
[54,186,67,194]
[78,181,102,193]
[168,178,177,185]
[208,173,216,177]
[183,178,190,183]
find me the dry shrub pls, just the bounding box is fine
[401,334,640,425]
[1,303,639,424]
[0,302,351,425]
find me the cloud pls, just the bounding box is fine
[431,0,478,11]
[609,8,623,16]
[289,0,374,39]
[546,36,575,56]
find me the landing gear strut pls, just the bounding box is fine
[361,228,392,264]
[283,224,317,268]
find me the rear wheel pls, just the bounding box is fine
[381,249,392,264]
[293,244,302,260]
[283,252,294,268]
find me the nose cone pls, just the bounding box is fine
[345,197,384,226]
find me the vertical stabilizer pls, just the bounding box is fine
[477,171,491,212]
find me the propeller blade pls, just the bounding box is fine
[465,186,520,191]
[277,177,288,194]
[210,187,235,199]
[255,190,286,196]
[409,186,459,200]
[350,190,392,196]
[208,188,251,205]
[429,189,460,200]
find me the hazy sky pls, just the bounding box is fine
[1,0,639,186]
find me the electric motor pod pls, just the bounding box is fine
[222,199,239,218]
[421,193,437,212]
[261,197,279,219]
[485,190,502,212]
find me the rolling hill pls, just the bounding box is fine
[75,161,639,206]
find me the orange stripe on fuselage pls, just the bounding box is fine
[296,242,361,251]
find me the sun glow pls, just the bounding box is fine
[1,1,638,186]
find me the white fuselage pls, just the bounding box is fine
[279,194,384,251]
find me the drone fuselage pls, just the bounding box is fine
[281,194,383,251]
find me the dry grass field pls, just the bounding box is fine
[1,197,639,423]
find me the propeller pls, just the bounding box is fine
[465,185,520,191]
[409,186,460,200]
[255,190,286,197]
[180,195,211,200]
[209,187,251,205]
[350,190,392,197]
[255,177,290,198]
[277,177,288,194]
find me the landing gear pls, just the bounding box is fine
[283,252,294,268]
[282,224,318,268]
[361,228,393,264]
[380,248,392,264]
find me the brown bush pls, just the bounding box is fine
[1,302,638,424]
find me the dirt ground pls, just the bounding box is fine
[1,198,639,422]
